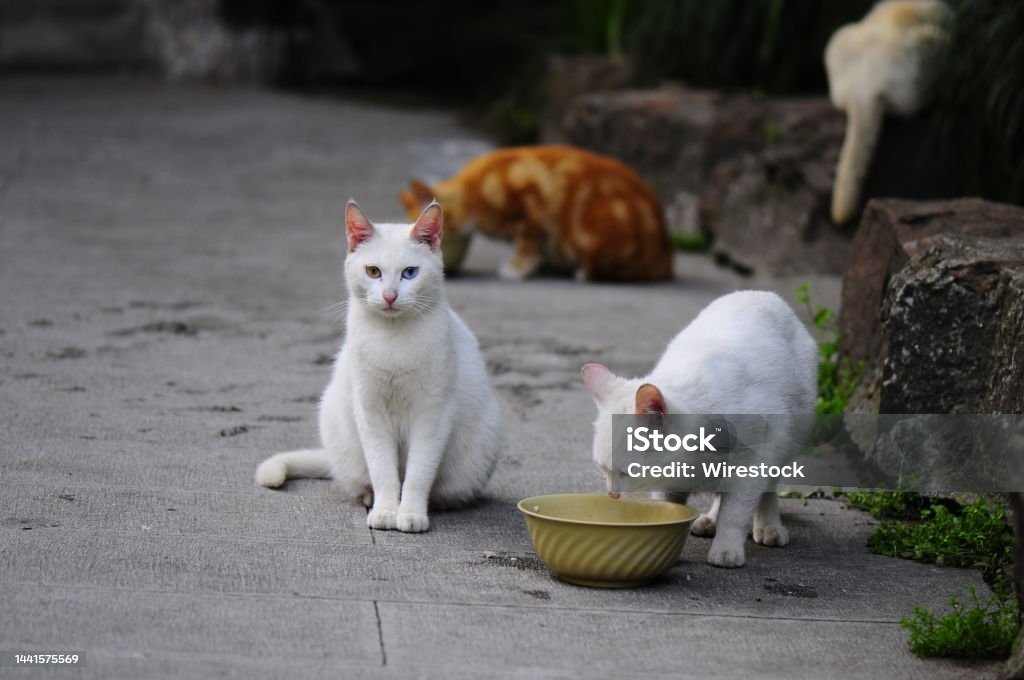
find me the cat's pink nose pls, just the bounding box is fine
[383,291,398,307]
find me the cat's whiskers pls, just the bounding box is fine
[321,299,349,325]
[404,298,433,320]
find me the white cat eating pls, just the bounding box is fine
[581,291,817,567]
[256,200,502,533]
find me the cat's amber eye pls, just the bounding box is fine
[365,265,381,279]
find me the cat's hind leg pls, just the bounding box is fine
[255,449,331,488]
[427,397,501,511]
[752,492,789,547]
[428,454,493,510]
[319,390,372,505]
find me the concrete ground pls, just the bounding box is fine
[0,78,998,679]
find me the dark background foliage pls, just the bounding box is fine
[930,0,1024,203]
[563,0,875,92]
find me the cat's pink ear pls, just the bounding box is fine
[410,201,443,252]
[346,200,375,252]
[582,363,615,403]
[635,384,667,415]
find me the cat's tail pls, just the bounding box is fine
[255,449,332,488]
[832,94,885,225]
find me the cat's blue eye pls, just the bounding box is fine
[401,267,419,280]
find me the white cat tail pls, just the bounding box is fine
[255,449,332,488]
[832,95,885,225]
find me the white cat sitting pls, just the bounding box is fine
[581,291,817,567]
[825,0,953,224]
[256,201,502,533]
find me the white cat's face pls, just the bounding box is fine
[344,201,444,319]
[581,364,665,495]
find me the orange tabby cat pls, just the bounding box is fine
[398,145,673,281]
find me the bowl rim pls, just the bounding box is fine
[517,493,699,528]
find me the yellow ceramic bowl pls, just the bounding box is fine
[441,231,473,273]
[517,494,699,588]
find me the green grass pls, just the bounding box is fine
[848,496,1020,659]
[868,501,1013,592]
[902,587,1020,659]
[795,284,862,415]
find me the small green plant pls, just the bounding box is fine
[762,120,782,145]
[835,490,928,520]
[901,587,1020,659]
[604,0,628,60]
[670,231,709,252]
[795,284,863,415]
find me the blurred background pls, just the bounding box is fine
[3,0,1020,178]
[2,0,1020,275]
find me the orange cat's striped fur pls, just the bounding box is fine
[398,145,673,281]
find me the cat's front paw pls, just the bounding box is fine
[753,523,790,547]
[367,507,397,530]
[396,512,430,533]
[707,538,746,568]
[498,261,528,281]
[691,514,717,537]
